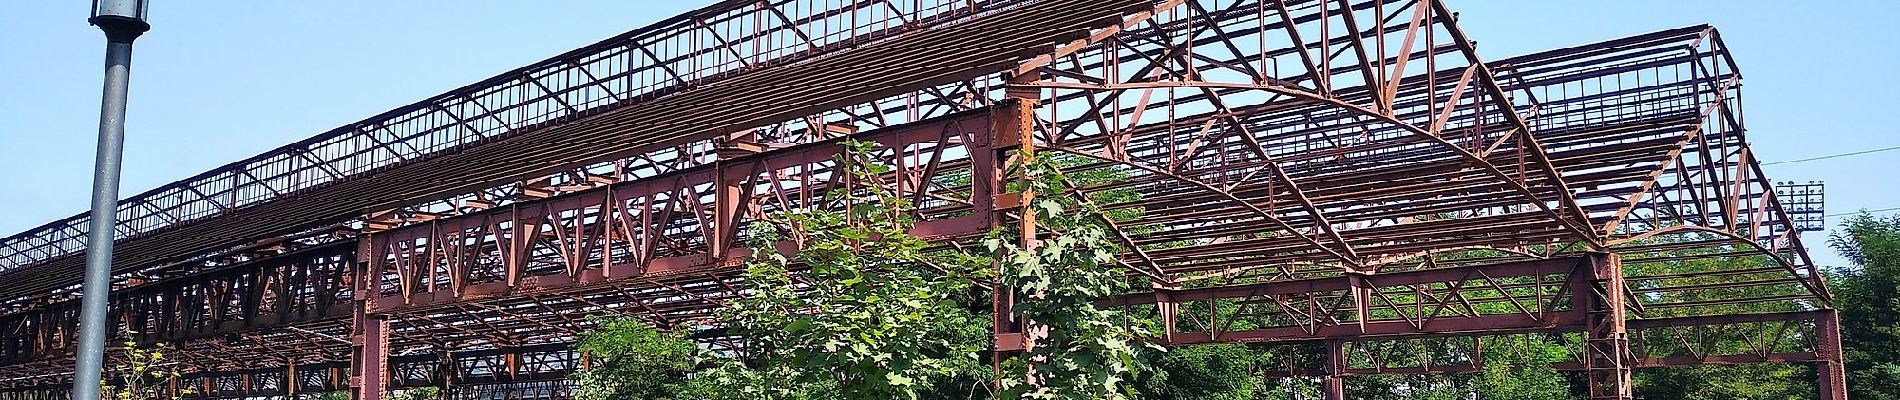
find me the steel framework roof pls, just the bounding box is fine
[0,1,1845,399]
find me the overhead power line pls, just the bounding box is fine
[1762,145,1900,165]
[1826,206,1900,218]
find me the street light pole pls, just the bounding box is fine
[74,2,149,400]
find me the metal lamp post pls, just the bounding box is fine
[74,1,149,400]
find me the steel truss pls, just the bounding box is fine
[0,1,1845,400]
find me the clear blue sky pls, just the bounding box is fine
[2,1,1894,268]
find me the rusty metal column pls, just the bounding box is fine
[1154,284,1177,344]
[1319,275,1368,400]
[711,156,742,260]
[1815,309,1847,400]
[351,307,388,400]
[990,74,1041,386]
[1348,274,1370,334]
[1582,252,1633,400]
[352,238,389,400]
[283,364,296,398]
[710,128,762,263]
[1322,340,1347,400]
[506,352,521,383]
[437,351,457,400]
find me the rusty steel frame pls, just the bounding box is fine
[0,0,1149,300]
[0,1,1847,400]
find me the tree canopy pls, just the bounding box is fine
[1828,213,1900,400]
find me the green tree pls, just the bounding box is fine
[1472,336,1570,400]
[1634,364,1811,400]
[1134,344,1260,400]
[1615,232,1814,400]
[990,154,1152,399]
[714,139,992,399]
[566,140,992,400]
[571,315,702,400]
[1828,213,1900,400]
[387,387,439,400]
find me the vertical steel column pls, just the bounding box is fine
[1582,252,1633,400]
[506,352,520,382]
[1815,310,1847,400]
[350,308,388,400]
[711,133,744,260]
[1154,284,1177,344]
[1320,274,1368,400]
[72,6,149,400]
[283,364,297,398]
[436,351,457,400]
[990,75,1041,385]
[1348,274,1370,334]
[353,237,389,400]
[1322,340,1347,400]
[711,127,770,269]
